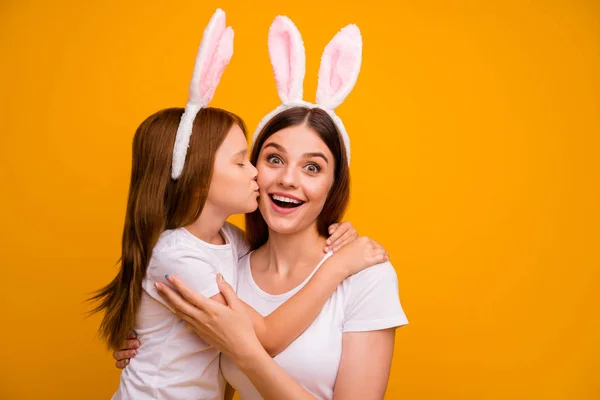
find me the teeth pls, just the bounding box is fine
[272,194,302,204]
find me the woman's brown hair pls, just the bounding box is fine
[245,107,350,250]
[88,107,246,349]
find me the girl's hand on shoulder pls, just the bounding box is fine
[330,236,389,277]
[325,222,358,253]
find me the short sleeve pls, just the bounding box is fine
[223,222,250,259]
[144,246,221,310]
[342,262,408,332]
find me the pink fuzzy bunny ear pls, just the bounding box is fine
[316,24,362,111]
[268,16,306,104]
[172,8,234,180]
[187,8,234,107]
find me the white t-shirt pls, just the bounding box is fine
[112,222,249,400]
[221,252,408,400]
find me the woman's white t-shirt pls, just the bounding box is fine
[112,222,249,400]
[221,252,408,400]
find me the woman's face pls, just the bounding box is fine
[255,124,335,234]
[207,124,259,215]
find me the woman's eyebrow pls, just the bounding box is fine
[263,142,328,164]
[304,152,329,164]
[263,142,286,152]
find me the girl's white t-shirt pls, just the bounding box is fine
[221,252,408,400]
[112,222,249,400]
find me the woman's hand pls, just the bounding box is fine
[325,222,358,253]
[329,236,389,277]
[112,331,140,369]
[155,274,262,362]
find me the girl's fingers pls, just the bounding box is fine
[326,222,352,246]
[328,223,339,235]
[330,230,356,252]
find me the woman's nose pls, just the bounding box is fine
[278,166,299,188]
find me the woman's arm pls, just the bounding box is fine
[333,329,396,399]
[155,278,317,400]
[234,346,316,400]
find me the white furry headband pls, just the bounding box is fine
[171,8,234,180]
[251,16,363,165]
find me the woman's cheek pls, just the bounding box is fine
[257,167,274,187]
[304,178,332,203]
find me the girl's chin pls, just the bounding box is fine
[245,202,259,214]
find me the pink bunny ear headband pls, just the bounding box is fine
[252,16,363,165]
[171,8,234,180]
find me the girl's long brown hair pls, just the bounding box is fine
[245,107,350,250]
[88,107,246,350]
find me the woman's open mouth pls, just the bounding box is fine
[268,193,305,213]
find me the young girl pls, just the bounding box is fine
[91,9,389,400]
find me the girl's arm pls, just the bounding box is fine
[209,236,388,357]
[244,236,388,356]
[217,222,372,357]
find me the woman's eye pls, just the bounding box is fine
[267,155,283,165]
[305,163,321,173]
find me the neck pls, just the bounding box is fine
[262,222,327,277]
[185,201,229,245]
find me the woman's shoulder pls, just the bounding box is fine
[341,261,401,308]
[347,261,398,286]
[342,261,408,331]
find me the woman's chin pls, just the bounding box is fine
[261,213,303,234]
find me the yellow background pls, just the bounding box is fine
[1,0,599,398]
